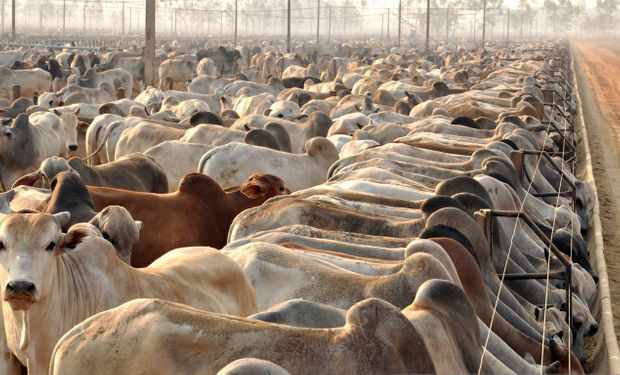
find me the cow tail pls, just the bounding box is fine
[81,125,114,164]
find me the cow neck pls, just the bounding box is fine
[52,241,129,327]
[0,123,37,172]
[223,190,270,219]
[429,238,551,363]
[424,209,542,330]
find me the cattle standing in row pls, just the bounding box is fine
[0,41,598,375]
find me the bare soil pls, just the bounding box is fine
[573,41,620,338]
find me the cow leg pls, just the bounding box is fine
[0,312,22,375]
[0,351,22,375]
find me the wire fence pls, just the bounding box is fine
[0,1,618,49]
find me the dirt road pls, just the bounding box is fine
[573,41,620,338]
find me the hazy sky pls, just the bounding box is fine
[214,0,597,9]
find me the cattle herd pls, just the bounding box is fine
[0,39,601,374]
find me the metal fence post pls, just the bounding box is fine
[445,6,449,43]
[144,0,156,88]
[234,0,238,46]
[398,0,402,47]
[482,0,487,50]
[507,8,510,43]
[11,0,15,41]
[425,0,430,51]
[316,0,320,61]
[328,6,331,43]
[286,0,291,53]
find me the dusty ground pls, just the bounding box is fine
[573,41,620,338]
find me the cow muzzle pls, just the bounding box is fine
[68,144,79,152]
[4,280,37,310]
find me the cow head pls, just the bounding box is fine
[240,174,290,200]
[88,206,142,265]
[0,212,70,310]
[12,156,79,189]
[54,108,80,153]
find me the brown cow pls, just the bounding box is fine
[87,173,290,267]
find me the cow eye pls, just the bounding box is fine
[0,242,4,251]
[102,231,111,242]
[46,241,56,251]
[278,187,285,192]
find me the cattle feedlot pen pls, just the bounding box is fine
[0,3,616,372]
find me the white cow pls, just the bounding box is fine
[144,141,213,191]
[0,67,52,101]
[180,124,246,146]
[0,112,80,190]
[199,137,338,191]
[197,57,218,76]
[31,110,81,155]
[233,92,277,118]
[158,97,211,120]
[0,213,257,374]
[266,100,303,120]
[158,58,196,89]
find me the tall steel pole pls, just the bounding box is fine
[398,0,402,47]
[62,0,66,34]
[506,8,510,44]
[425,0,430,51]
[327,6,331,42]
[11,0,15,40]
[387,8,390,43]
[445,6,449,43]
[316,0,320,61]
[473,12,477,49]
[286,0,291,53]
[144,0,156,88]
[482,0,486,50]
[121,1,125,35]
[234,0,238,46]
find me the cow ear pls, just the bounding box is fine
[74,108,80,116]
[263,108,272,116]
[135,221,144,231]
[240,181,265,199]
[53,211,71,227]
[11,171,42,189]
[77,122,89,130]
[59,227,89,252]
